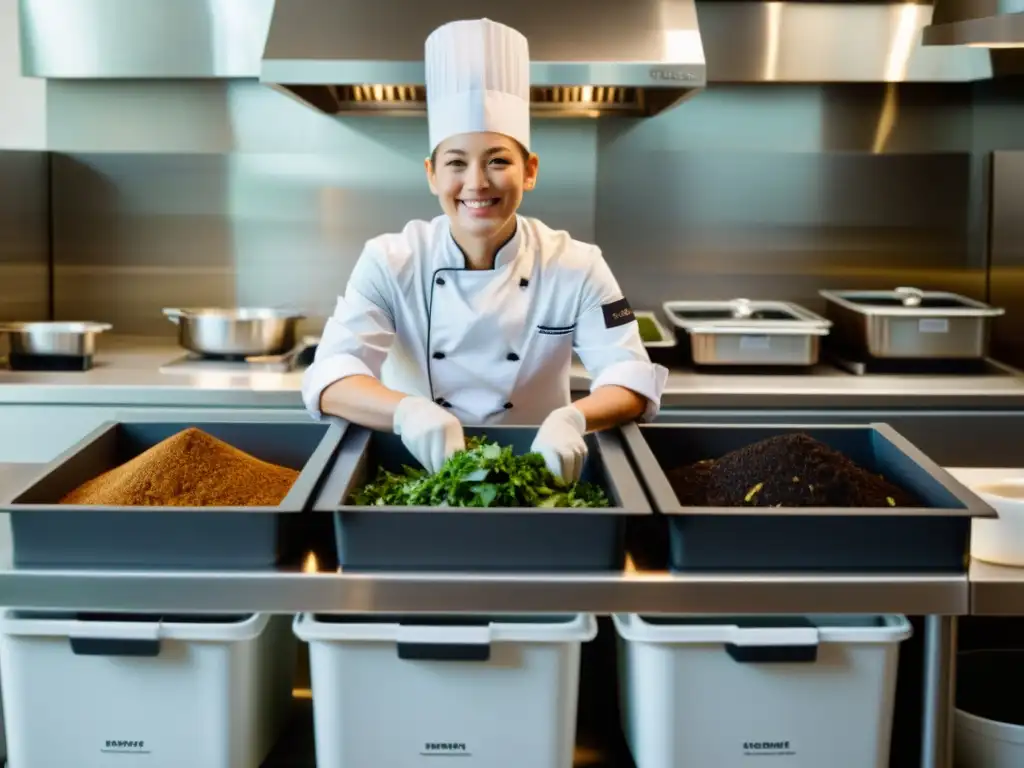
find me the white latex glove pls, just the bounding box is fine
[392,396,466,473]
[531,406,588,483]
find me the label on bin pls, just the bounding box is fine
[918,318,949,333]
[421,742,472,757]
[102,739,150,755]
[743,740,796,758]
[739,335,771,350]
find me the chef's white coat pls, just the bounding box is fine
[302,214,668,426]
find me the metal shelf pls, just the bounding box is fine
[0,564,969,616]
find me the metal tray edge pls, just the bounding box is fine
[620,421,997,519]
[3,419,346,515]
[316,425,650,516]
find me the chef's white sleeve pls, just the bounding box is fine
[573,249,668,422]
[301,243,397,419]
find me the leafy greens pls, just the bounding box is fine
[352,436,610,508]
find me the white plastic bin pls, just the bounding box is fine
[294,612,598,768]
[954,649,1024,767]
[0,610,296,768]
[613,613,912,768]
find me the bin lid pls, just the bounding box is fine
[295,612,597,644]
[612,614,912,645]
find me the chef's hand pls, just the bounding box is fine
[531,406,588,482]
[392,396,466,473]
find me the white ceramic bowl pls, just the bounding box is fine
[971,480,1024,567]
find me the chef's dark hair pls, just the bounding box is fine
[430,140,531,169]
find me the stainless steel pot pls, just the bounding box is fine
[663,299,831,366]
[162,307,305,357]
[0,321,112,356]
[819,287,1005,359]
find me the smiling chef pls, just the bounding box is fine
[302,17,668,482]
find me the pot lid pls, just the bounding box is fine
[662,299,832,333]
[820,287,1002,313]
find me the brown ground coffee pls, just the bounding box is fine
[60,427,299,506]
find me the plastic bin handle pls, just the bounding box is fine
[725,626,820,664]
[68,621,162,657]
[396,624,492,663]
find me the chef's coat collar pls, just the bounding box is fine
[443,216,524,271]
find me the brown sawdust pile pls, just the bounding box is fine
[60,427,299,507]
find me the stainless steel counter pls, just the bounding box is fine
[1,336,1023,409]
[0,337,306,408]
[946,468,1024,616]
[970,560,1024,615]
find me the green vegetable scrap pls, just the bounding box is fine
[352,436,610,509]
[636,315,662,343]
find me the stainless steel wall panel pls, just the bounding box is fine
[0,150,49,321]
[989,150,1024,368]
[50,118,597,335]
[46,77,1024,340]
[47,81,246,154]
[595,83,989,314]
[1,0,46,149]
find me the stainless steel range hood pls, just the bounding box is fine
[259,0,707,118]
[923,0,1024,48]
[19,0,995,93]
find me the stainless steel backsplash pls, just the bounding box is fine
[596,81,995,315]
[48,81,596,335]
[990,149,1024,368]
[0,150,49,321]
[44,78,1024,337]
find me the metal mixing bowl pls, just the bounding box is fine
[162,307,306,357]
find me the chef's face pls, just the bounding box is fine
[426,132,539,241]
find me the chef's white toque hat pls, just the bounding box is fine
[425,18,531,153]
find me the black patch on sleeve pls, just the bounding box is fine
[602,297,636,329]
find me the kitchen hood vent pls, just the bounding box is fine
[282,85,665,118]
[260,0,707,118]
[923,0,1024,47]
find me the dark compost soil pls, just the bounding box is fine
[666,432,921,508]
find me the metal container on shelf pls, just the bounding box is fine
[819,286,1005,360]
[0,321,111,356]
[162,307,305,357]
[662,298,831,366]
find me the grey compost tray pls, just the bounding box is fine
[2,420,345,570]
[620,422,995,573]
[311,425,651,572]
